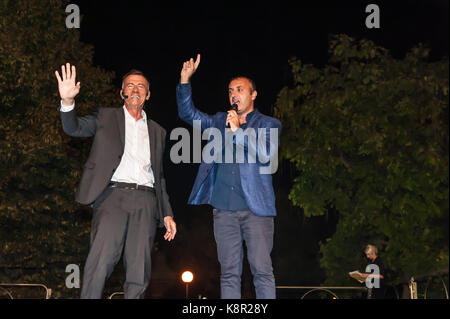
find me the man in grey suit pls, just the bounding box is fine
[55,63,176,299]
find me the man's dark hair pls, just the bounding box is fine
[122,69,150,89]
[229,76,256,92]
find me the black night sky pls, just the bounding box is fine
[64,0,448,298]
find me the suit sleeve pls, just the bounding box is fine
[59,106,98,137]
[176,82,215,131]
[159,129,174,219]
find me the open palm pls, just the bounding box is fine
[55,63,80,102]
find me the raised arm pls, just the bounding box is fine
[55,63,96,137]
[176,54,214,131]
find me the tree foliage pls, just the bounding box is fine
[0,0,117,298]
[275,34,449,285]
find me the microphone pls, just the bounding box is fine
[226,104,238,128]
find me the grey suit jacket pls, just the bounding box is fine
[59,106,174,227]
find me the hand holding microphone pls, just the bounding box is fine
[226,103,239,132]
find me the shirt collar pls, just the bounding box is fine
[243,109,256,123]
[123,105,147,122]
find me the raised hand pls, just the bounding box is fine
[55,63,81,106]
[180,54,201,84]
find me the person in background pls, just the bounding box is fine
[361,244,386,299]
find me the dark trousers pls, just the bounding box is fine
[80,187,157,299]
[213,209,276,299]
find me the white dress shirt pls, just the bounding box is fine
[60,102,155,187]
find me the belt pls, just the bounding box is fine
[109,182,155,193]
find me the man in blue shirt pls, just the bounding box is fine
[176,54,281,299]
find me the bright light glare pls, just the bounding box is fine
[181,271,194,283]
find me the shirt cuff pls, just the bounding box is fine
[177,82,191,89]
[60,100,75,112]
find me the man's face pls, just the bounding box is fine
[121,74,150,108]
[228,77,257,115]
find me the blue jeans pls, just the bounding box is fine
[213,209,275,299]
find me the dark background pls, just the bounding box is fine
[70,0,448,298]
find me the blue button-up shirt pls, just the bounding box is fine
[211,111,255,211]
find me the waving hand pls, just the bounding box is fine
[55,63,81,106]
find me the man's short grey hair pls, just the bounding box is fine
[121,69,150,89]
